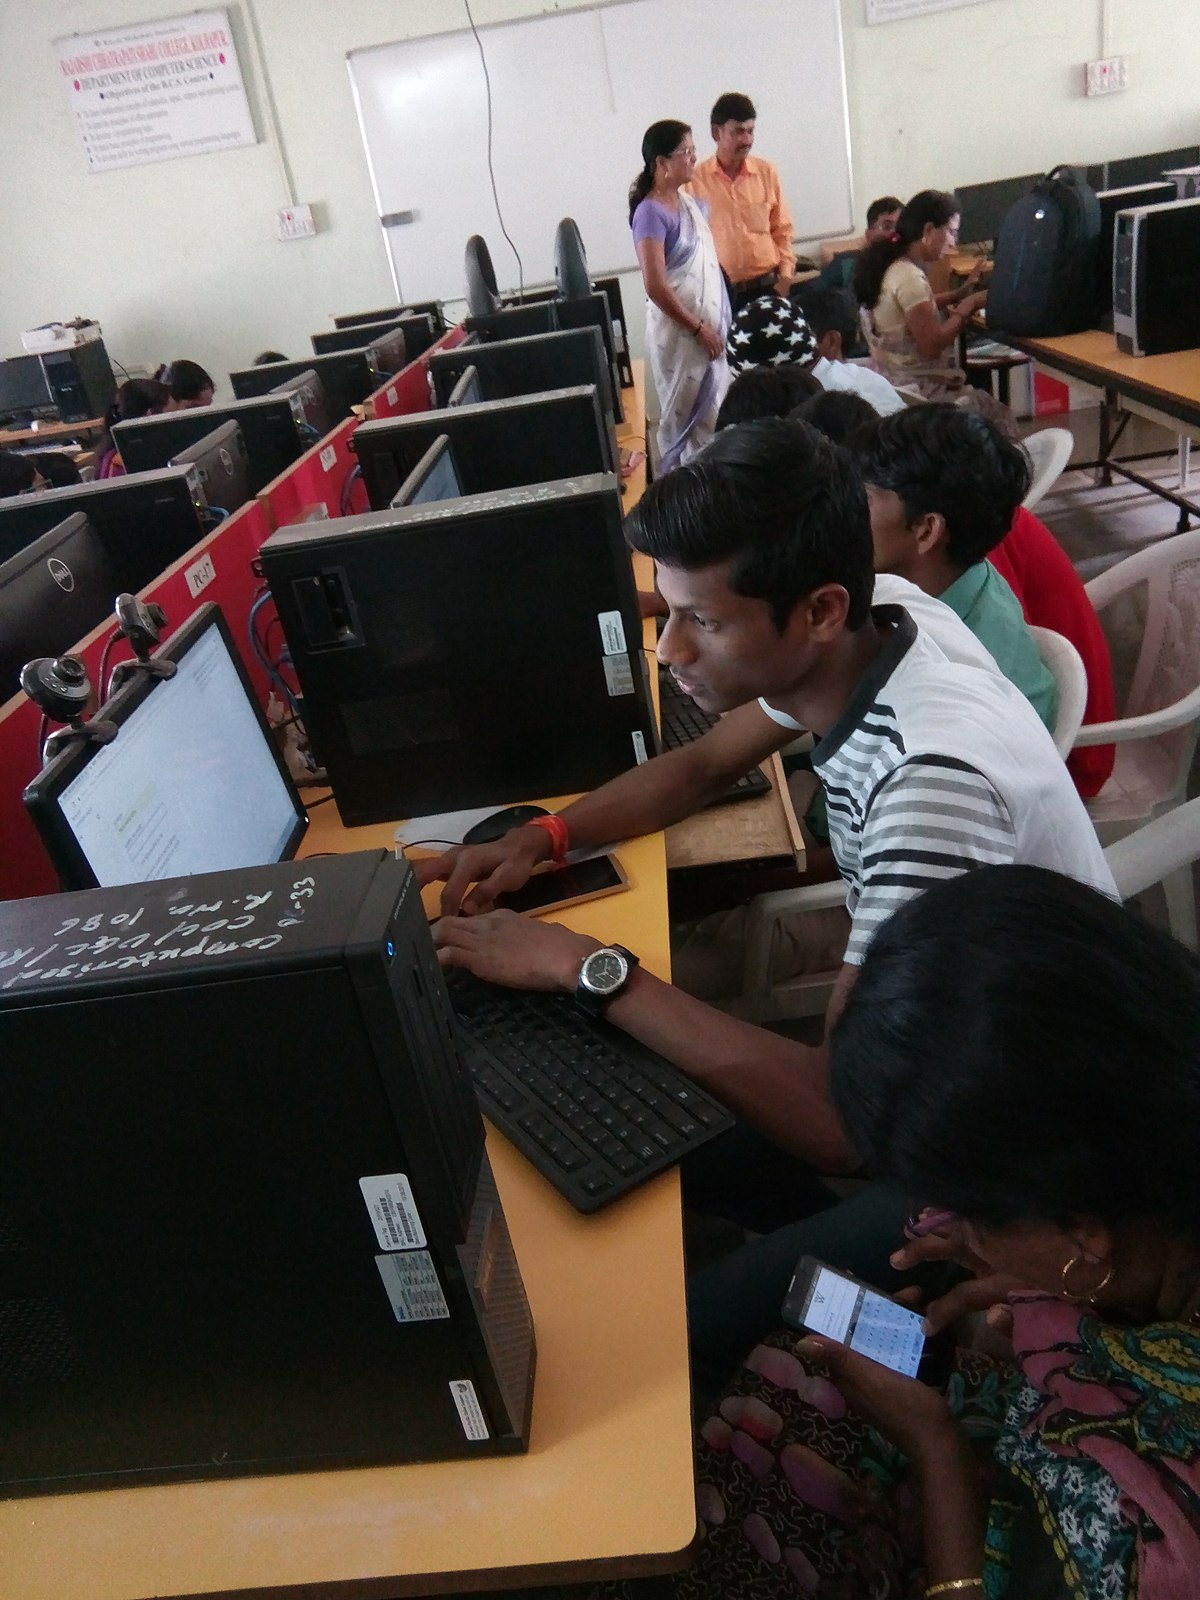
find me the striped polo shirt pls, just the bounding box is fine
[760,605,1115,964]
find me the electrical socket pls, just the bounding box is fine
[1085,56,1128,96]
[276,204,317,241]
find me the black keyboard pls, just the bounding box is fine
[446,970,734,1212]
[658,670,771,804]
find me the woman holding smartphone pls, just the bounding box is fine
[670,867,1200,1599]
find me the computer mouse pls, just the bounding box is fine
[462,804,549,847]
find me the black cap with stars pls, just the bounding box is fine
[726,294,818,374]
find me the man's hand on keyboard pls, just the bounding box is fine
[414,829,552,917]
[434,910,599,992]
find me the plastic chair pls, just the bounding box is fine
[736,877,847,1023]
[1104,796,1200,946]
[1021,427,1074,511]
[1028,625,1087,757]
[1075,528,1200,948]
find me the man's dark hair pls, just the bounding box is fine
[854,403,1031,566]
[710,91,756,126]
[626,416,873,632]
[715,365,821,431]
[0,450,37,497]
[832,865,1200,1245]
[866,195,903,229]
[793,389,878,447]
[800,285,859,350]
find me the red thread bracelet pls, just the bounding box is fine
[524,814,569,864]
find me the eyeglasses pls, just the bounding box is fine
[669,146,696,161]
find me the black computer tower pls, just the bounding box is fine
[260,474,658,824]
[0,851,535,1496]
[1113,196,1200,355]
[41,339,117,423]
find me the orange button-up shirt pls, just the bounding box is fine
[686,154,796,284]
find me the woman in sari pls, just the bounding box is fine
[629,120,730,472]
[672,865,1200,1599]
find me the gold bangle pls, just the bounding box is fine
[925,1581,984,1597]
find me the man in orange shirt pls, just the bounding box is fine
[687,92,796,315]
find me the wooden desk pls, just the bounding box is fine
[1001,328,1200,530]
[0,414,104,447]
[2,805,696,1600]
[665,751,804,871]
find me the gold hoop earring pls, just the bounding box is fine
[1061,1254,1114,1304]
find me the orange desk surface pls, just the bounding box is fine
[1,804,695,1600]
[1000,329,1200,416]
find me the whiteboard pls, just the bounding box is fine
[348,0,854,304]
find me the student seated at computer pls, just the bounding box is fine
[0,449,46,497]
[812,194,903,280]
[156,359,214,410]
[94,377,169,480]
[726,291,905,418]
[802,285,907,415]
[854,404,1058,733]
[424,421,1114,1349]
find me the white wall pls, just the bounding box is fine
[1,0,1197,394]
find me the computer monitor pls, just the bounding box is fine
[1106,146,1200,190]
[270,369,333,440]
[312,314,437,362]
[23,602,307,889]
[229,350,378,423]
[113,395,306,494]
[446,366,483,409]
[427,329,619,467]
[260,473,657,824]
[168,421,253,518]
[363,327,409,381]
[464,293,621,421]
[390,436,463,509]
[953,173,1042,246]
[0,513,115,698]
[0,353,54,420]
[0,466,208,592]
[333,299,445,332]
[353,385,612,509]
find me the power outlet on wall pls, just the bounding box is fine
[276,204,318,241]
[1085,56,1128,96]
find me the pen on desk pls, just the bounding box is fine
[905,1208,958,1238]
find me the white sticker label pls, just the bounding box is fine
[386,386,398,406]
[449,1378,490,1441]
[603,655,634,696]
[319,443,338,472]
[632,730,648,764]
[374,1250,450,1322]
[359,1173,427,1250]
[597,610,627,656]
[184,552,216,598]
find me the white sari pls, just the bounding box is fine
[643,192,731,472]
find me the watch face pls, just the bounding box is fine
[583,948,626,995]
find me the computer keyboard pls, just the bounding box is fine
[658,669,771,804]
[446,969,734,1212]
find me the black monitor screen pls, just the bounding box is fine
[332,300,444,331]
[364,328,408,380]
[0,467,207,592]
[269,371,332,442]
[168,421,253,518]
[0,354,52,417]
[446,366,483,409]
[23,602,307,889]
[391,436,463,509]
[953,173,1042,245]
[229,351,376,423]
[314,315,436,364]
[113,397,305,493]
[0,513,114,698]
[1107,146,1200,189]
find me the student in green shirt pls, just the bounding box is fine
[853,403,1058,731]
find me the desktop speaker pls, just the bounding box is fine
[0,850,535,1495]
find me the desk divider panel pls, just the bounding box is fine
[0,498,272,902]
[256,415,367,529]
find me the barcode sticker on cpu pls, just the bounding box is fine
[603,655,634,696]
[597,610,627,656]
[449,1379,490,1441]
[374,1251,450,1322]
[359,1173,427,1250]
[632,730,648,764]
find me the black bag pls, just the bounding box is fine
[986,165,1102,337]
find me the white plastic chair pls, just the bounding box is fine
[1104,796,1200,946]
[1028,625,1087,758]
[1021,427,1074,511]
[1075,529,1200,949]
[737,877,847,1024]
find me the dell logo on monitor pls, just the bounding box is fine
[48,559,75,593]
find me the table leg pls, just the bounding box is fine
[1098,388,1115,487]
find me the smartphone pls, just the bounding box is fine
[782,1255,925,1377]
[493,854,629,916]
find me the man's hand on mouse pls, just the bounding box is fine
[434,910,599,991]
[413,826,553,917]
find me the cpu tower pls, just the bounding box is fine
[0,850,535,1496]
[1113,196,1200,355]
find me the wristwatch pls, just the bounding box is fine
[575,944,639,1017]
